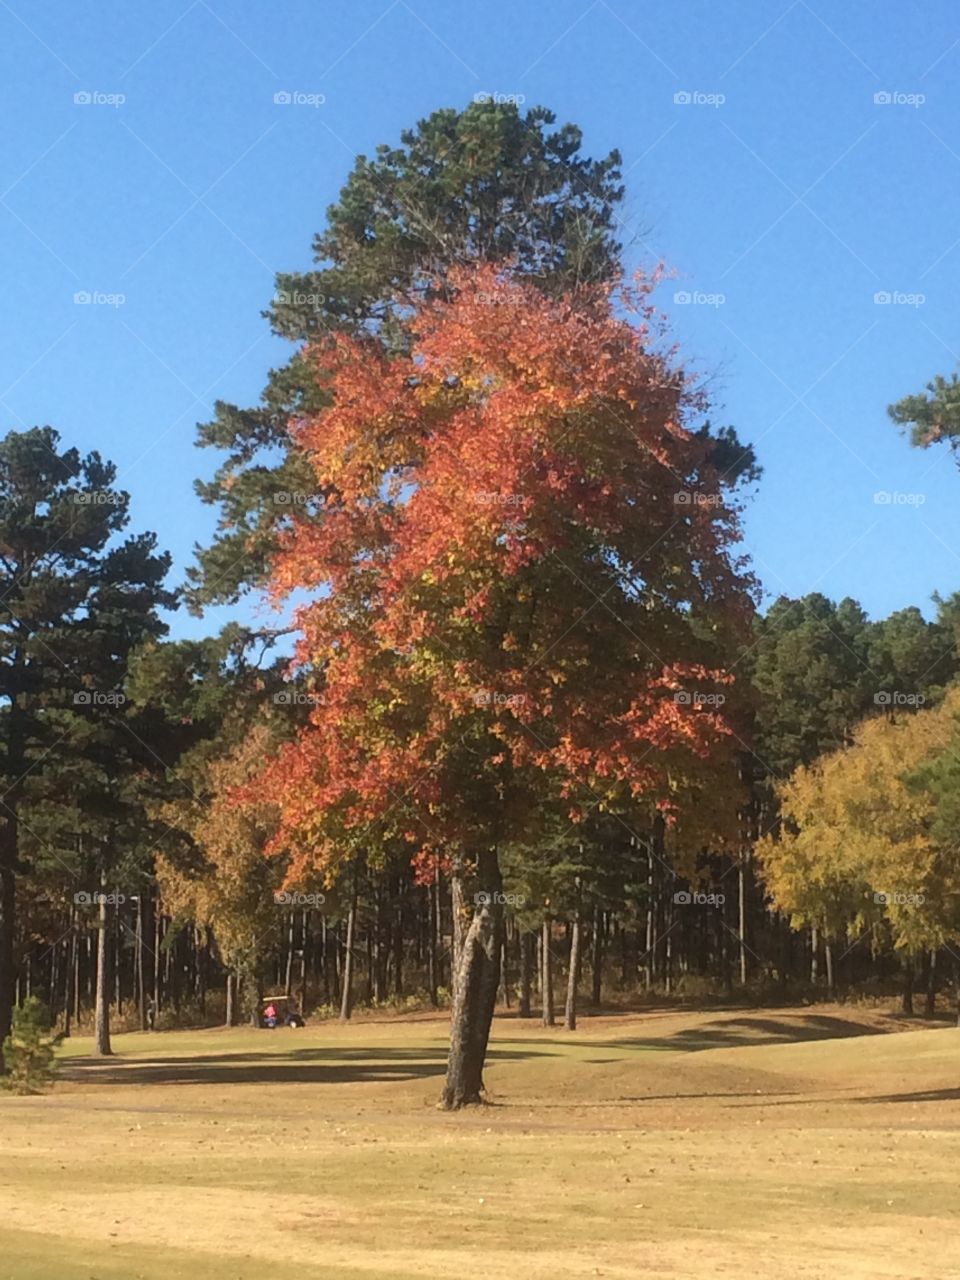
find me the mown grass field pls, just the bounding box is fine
[2,1004,958,1279]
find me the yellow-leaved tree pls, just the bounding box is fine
[758,689,960,1009]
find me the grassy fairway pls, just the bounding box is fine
[1,1005,958,1279]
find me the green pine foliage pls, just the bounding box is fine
[1,997,57,1095]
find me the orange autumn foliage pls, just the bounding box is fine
[247,264,755,884]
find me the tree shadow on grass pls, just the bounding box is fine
[851,1086,960,1105]
[59,1042,554,1088]
[497,1013,890,1056]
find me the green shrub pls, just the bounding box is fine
[1,997,57,1095]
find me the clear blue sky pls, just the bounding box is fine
[2,0,959,637]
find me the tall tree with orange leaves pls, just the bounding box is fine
[250,263,757,1106]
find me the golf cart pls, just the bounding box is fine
[260,995,306,1029]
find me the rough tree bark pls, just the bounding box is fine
[902,955,914,1015]
[541,913,555,1026]
[738,853,748,986]
[136,895,146,1031]
[518,930,532,1017]
[440,848,503,1110]
[94,878,112,1057]
[299,911,309,1014]
[0,813,18,1058]
[925,948,937,1019]
[340,888,357,1022]
[591,905,603,1007]
[450,868,467,1002]
[427,877,438,1008]
[564,905,581,1032]
[63,908,76,1038]
[284,911,295,997]
[225,972,237,1026]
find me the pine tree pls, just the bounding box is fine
[0,426,173,1053]
[1,996,56,1094]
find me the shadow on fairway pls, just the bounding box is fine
[852,1086,960,1105]
[59,1042,553,1088]
[498,1013,889,1056]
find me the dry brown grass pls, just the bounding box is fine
[1,1003,957,1279]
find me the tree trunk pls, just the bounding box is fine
[340,890,356,1022]
[246,966,264,1027]
[299,911,309,1014]
[450,868,466,1001]
[114,917,122,1017]
[564,908,581,1032]
[440,847,503,1109]
[94,878,112,1056]
[74,929,82,1025]
[225,972,237,1026]
[518,930,532,1017]
[0,842,16,1057]
[541,914,555,1026]
[392,875,404,998]
[902,956,914,1015]
[427,878,439,1008]
[644,840,655,991]
[738,854,748,986]
[284,912,295,997]
[591,905,603,1007]
[136,895,146,1031]
[153,911,162,1016]
[824,937,834,998]
[63,908,76,1038]
[372,884,385,1003]
[650,815,666,990]
[810,925,819,988]
[925,948,937,1019]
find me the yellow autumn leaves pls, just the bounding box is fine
[758,688,960,952]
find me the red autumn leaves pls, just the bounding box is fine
[247,265,752,882]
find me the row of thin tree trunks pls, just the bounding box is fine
[7,873,956,1060]
[16,906,951,1031]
